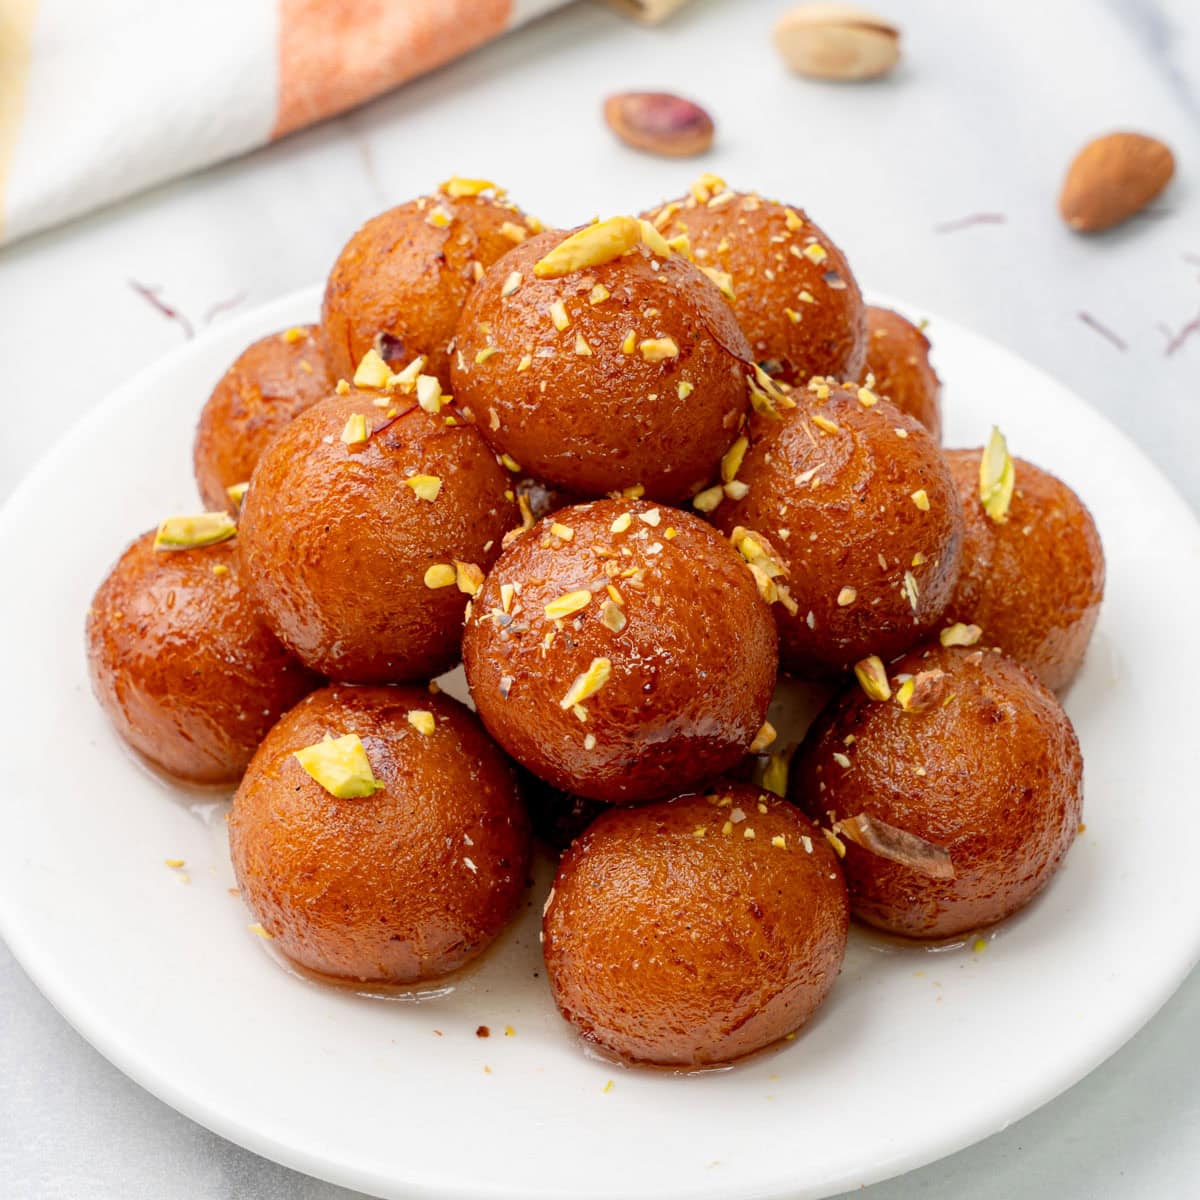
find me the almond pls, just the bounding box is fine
[1059,132,1174,233]
[773,4,900,82]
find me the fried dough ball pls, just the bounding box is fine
[792,644,1083,939]
[450,223,752,503]
[321,183,538,387]
[943,448,1104,691]
[238,392,516,683]
[229,685,530,983]
[542,785,848,1065]
[642,178,866,385]
[86,532,318,784]
[712,381,964,678]
[462,500,778,804]
[194,325,331,513]
[864,306,941,440]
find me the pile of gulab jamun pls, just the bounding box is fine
[85,172,1103,1069]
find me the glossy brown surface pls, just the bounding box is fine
[238,392,516,683]
[86,533,318,784]
[463,500,778,804]
[713,383,964,678]
[864,306,942,441]
[518,769,607,853]
[543,785,848,1065]
[643,187,866,385]
[944,450,1105,691]
[229,685,530,983]
[450,228,752,503]
[321,189,537,387]
[792,644,1083,938]
[193,325,332,512]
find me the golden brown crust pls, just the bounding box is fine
[450,228,752,503]
[229,685,530,983]
[712,382,964,678]
[85,533,319,784]
[944,451,1105,691]
[237,392,516,683]
[320,192,537,387]
[864,306,941,441]
[543,785,848,1065]
[194,326,332,512]
[791,644,1083,938]
[462,500,778,804]
[643,189,866,385]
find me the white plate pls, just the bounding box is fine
[2,287,1199,1200]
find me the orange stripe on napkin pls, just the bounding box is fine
[273,0,513,139]
[0,0,38,240]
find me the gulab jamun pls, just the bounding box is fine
[711,379,964,678]
[193,325,331,513]
[462,499,778,804]
[321,181,539,387]
[791,643,1083,939]
[864,306,942,440]
[86,528,318,784]
[642,176,867,385]
[542,784,848,1065]
[450,218,753,504]
[943,442,1104,690]
[229,684,530,983]
[237,391,516,683]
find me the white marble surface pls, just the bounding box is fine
[1,0,1198,1196]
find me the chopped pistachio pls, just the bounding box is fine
[589,284,611,305]
[803,242,828,264]
[211,563,229,577]
[517,354,533,372]
[692,484,724,513]
[911,488,931,511]
[857,386,878,407]
[721,436,749,483]
[545,590,592,620]
[424,563,456,589]
[549,300,570,332]
[416,375,443,413]
[902,570,920,612]
[340,413,368,445]
[426,205,452,228]
[599,599,627,632]
[407,710,436,736]
[690,171,727,203]
[724,480,750,500]
[750,721,777,753]
[455,561,484,596]
[403,475,442,502]
[335,378,351,395]
[559,657,613,709]
[812,413,839,435]
[439,176,500,198]
[837,586,858,606]
[621,329,636,355]
[225,481,249,508]
[639,337,679,362]
[293,733,381,798]
[575,333,592,356]
[500,220,528,243]
[499,453,521,472]
[534,217,641,278]
[677,380,694,400]
[979,426,1015,523]
[784,307,802,324]
[701,266,736,301]
[387,354,427,390]
[353,348,391,389]
[610,512,633,533]
[500,271,522,298]
[854,655,892,701]
[940,622,983,648]
[154,512,236,551]
[550,522,574,541]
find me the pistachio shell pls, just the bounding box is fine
[773,3,900,82]
[604,91,715,158]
